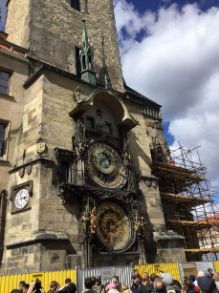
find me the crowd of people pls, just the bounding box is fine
[10,278,76,293]
[9,269,219,293]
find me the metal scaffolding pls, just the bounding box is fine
[151,141,219,260]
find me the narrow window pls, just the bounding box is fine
[0,122,6,157]
[105,122,112,135]
[0,71,10,95]
[96,109,102,117]
[86,117,95,129]
[70,0,80,11]
[75,47,81,77]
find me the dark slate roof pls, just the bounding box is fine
[124,84,161,108]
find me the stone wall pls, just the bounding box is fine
[6,0,124,92]
[0,49,28,190]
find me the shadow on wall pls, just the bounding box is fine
[129,130,152,174]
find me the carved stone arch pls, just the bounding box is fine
[70,89,138,132]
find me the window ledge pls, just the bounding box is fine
[0,92,15,101]
[0,159,11,166]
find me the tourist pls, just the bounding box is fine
[143,274,159,293]
[133,270,140,277]
[19,281,26,293]
[93,277,104,293]
[27,279,45,293]
[105,283,120,293]
[23,284,30,293]
[58,278,77,293]
[183,279,196,293]
[142,273,150,285]
[47,281,59,293]
[169,280,182,293]
[153,278,167,293]
[131,274,142,293]
[197,271,217,293]
[83,277,97,293]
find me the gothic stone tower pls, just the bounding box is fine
[1,0,186,273]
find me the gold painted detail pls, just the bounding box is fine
[96,202,132,251]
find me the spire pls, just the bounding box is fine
[82,19,89,53]
[101,35,112,90]
[80,19,96,85]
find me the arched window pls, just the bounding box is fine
[70,0,80,11]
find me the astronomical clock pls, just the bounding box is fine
[87,143,127,189]
[56,90,141,265]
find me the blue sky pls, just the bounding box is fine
[0,0,6,31]
[114,0,219,202]
[127,0,219,13]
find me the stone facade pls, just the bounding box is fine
[0,1,187,274]
[6,0,124,92]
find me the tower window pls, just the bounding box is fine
[0,71,10,95]
[105,122,112,135]
[96,109,102,117]
[70,0,80,11]
[86,116,95,129]
[0,122,7,157]
[75,47,81,77]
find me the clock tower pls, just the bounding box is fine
[0,0,186,273]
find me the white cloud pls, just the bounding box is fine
[114,0,219,192]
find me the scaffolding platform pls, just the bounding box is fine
[168,220,212,229]
[185,247,219,254]
[150,141,219,260]
[160,192,210,206]
[152,162,204,184]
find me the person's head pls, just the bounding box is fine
[10,290,20,293]
[19,281,26,291]
[95,278,102,286]
[65,278,71,285]
[189,275,196,283]
[132,274,141,285]
[154,278,166,292]
[150,274,158,284]
[207,268,214,278]
[171,280,182,290]
[59,283,76,293]
[112,276,119,285]
[85,277,95,290]
[143,272,149,279]
[50,281,59,291]
[22,284,30,293]
[134,270,139,275]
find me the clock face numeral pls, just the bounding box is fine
[87,143,127,189]
[14,189,30,210]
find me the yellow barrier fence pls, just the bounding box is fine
[214,261,219,272]
[0,270,77,293]
[134,262,181,282]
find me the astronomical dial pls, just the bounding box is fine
[95,201,134,252]
[87,143,127,189]
[14,188,30,210]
